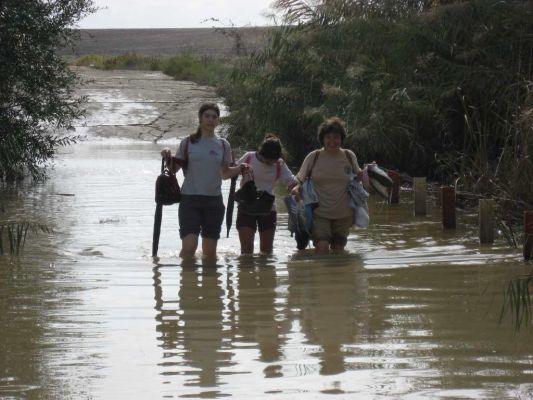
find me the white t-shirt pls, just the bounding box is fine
[176,135,231,196]
[236,151,296,195]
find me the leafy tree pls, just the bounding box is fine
[0,0,95,182]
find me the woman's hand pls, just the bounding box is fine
[160,147,172,162]
[222,162,251,180]
[290,184,301,201]
[239,163,251,175]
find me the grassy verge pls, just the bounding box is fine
[72,53,232,87]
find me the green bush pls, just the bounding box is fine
[73,53,231,86]
[1,0,95,182]
[221,0,533,206]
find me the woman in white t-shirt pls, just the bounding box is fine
[236,134,296,255]
[160,103,249,259]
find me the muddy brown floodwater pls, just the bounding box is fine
[1,68,533,399]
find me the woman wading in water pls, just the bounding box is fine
[160,103,249,259]
[291,117,362,254]
[235,134,296,255]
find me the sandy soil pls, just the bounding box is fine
[74,66,220,141]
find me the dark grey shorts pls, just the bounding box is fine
[236,208,277,232]
[178,195,225,240]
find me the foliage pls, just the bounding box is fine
[0,221,51,256]
[73,53,232,87]
[0,0,95,182]
[500,275,533,331]
[271,0,453,23]
[220,0,533,207]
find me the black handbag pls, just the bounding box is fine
[235,175,275,216]
[155,159,181,205]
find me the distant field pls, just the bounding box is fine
[59,27,273,58]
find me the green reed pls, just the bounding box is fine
[0,222,51,257]
[500,275,533,332]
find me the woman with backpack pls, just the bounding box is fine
[160,103,249,259]
[291,118,362,254]
[235,134,296,255]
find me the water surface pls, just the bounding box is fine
[1,70,532,400]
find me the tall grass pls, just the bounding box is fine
[221,0,533,209]
[500,275,533,332]
[73,53,232,86]
[0,222,50,256]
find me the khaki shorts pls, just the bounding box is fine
[312,214,353,246]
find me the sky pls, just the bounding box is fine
[78,0,278,29]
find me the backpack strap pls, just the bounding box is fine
[181,136,191,171]
[220,137,227,164]
[245,152,252,165]
[169,136,190,172]
[344,149,356,173]
[307,150,320,178]
[275,160,281,180]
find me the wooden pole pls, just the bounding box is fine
[441,186,456,229]
[414,177,427,216]
[388,170,400,205]
[479,199,494,244]
[524,211,533,261]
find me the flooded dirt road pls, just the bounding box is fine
[1,69,532,399]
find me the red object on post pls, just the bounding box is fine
[524,211,533,261]
[441,186,456,229]
[387,170,400,205]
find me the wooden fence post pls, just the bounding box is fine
[414,177,427,216]
[479,199,494,244]
[388,170,400,205]
[441,186,456,229]
[524,211,533,261]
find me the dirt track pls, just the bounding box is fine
[74,66,220,141]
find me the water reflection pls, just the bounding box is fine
[286,255,368,377]
[153,259,233,391]
[231,257,285,371]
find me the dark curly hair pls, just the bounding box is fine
[258,133,282,160]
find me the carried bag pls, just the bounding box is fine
[235,172,275,216]
[345,152,370,228]
[155,159,181,205]
[361,162,393,200]
[347,178,370,228]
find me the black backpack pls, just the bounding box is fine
[155,159,181,205]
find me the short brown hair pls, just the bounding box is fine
[317,117,346,146]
